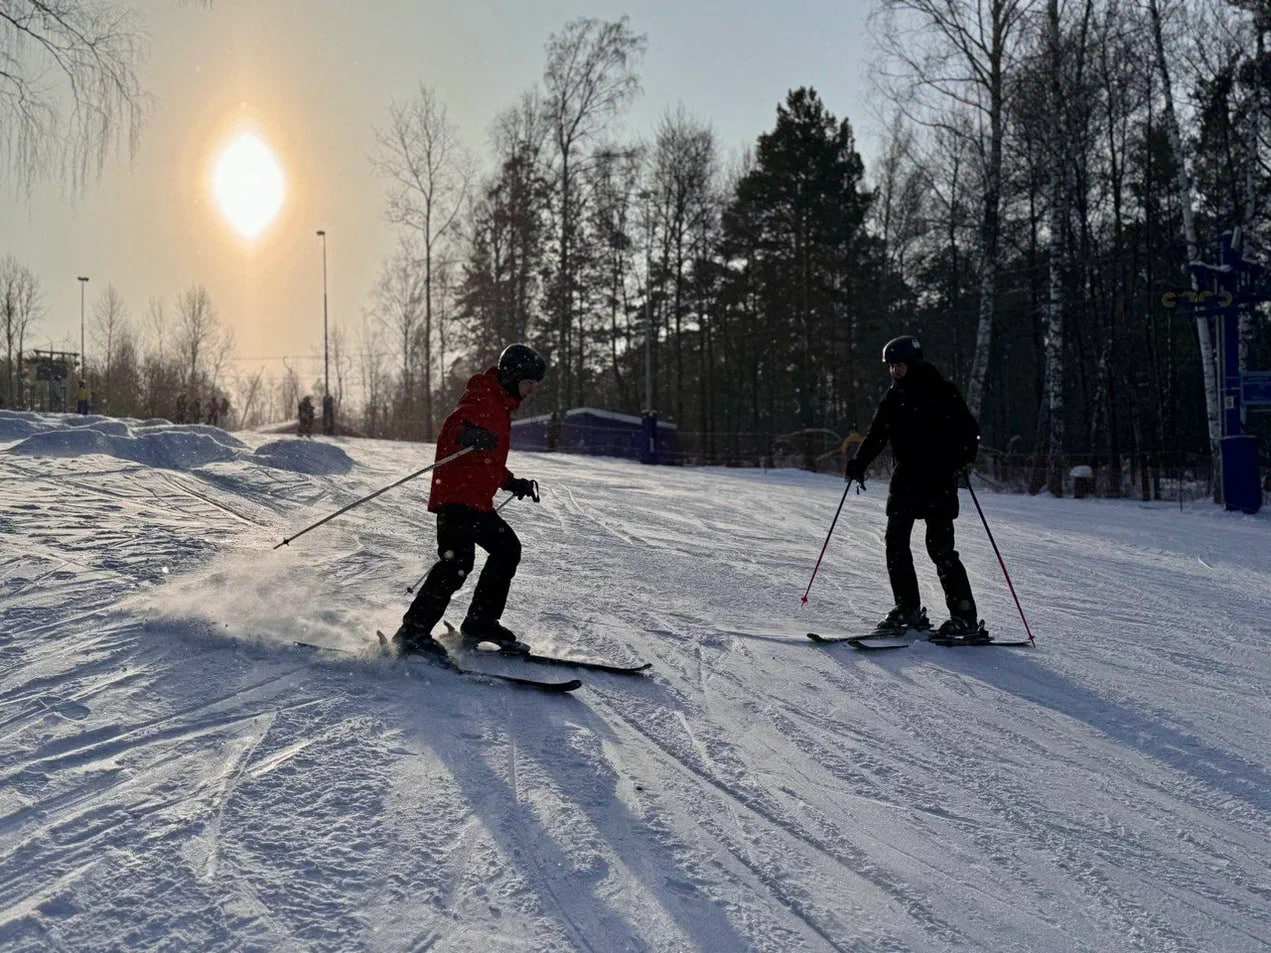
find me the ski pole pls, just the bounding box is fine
[275,446,473,549]
[964,473,1036,646]
[404,491,522,593]
[801,476,863,604]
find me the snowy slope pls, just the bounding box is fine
[1,409,1268,953]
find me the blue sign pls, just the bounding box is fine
[1244,372,1271,407]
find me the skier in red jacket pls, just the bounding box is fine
[392,344,546,657]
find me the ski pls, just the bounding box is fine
[807,631,925,650]
[295,636,581,693]
[806,632,1032,651]
[441,622,651,675]
[375,632,582,692]
[926,636,1032,648]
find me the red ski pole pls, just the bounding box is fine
[964,474,1036,646]
[801,478,860,604]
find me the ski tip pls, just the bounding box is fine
[807,632,862,644]
[491,674,581,692]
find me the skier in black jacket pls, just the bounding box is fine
[844,335,984,638]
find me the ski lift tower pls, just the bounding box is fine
[1186,229,1269,513]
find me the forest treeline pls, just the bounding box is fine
[4,2,1268,498]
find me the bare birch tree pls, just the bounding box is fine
[1147,0,1223,493]
[374,239,425,438]
[0,255,43,405]
[1041,0,1067,496]
[356,312,390,437]
[542,16,646,408]
[869,113,931,285]
[1,0,154,194]
[92,283,128,382]
[652,104,716,429]
[373,84,472,441]
[174,283,232,398]
[143,295,168,362]
[873,0,1037,418]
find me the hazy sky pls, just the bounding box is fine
[3,0,880,391]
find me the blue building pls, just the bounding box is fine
[510,407,677,462]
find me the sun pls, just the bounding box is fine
[212,132,285,239]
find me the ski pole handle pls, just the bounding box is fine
[276,446,473,550]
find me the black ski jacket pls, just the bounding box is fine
[850,362,979,518]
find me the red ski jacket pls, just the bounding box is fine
[428,368,521,512]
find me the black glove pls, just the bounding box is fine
[459,422,497,451]
[844,457,865,484]
[506,477,539,502]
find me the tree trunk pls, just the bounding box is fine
[963,44,1005,420]
[1147,0,1222,499]
[1043,0,1066,497]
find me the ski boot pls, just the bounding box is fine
[934,617,991,644]
[870,606,930,637]
[389,620,450,660]
[459,618,531,655]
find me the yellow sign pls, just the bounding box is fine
[1161,289,1233,309]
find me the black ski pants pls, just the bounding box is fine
[404,504,521,630]
[885,511,977,623]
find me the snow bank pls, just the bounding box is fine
[1,411,352,476]
[0,410,41,440]
[252,438,354,475]
[11,426,242,468]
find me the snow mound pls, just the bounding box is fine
[71,418,132,436]
[1,412,353,476]
[10,427,242,469]
[0,410,42,440]
[251,438,353,475]
[2,412,255,471]
[134,422,248,448]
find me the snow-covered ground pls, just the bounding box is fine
[1,409,1268,953]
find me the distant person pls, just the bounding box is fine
[844,335,984,640]
[220,397,231,428]
[841,423,863,459]
[321,393,335,436]
[75,381,91,415]
[175,393,187,424]
[298,396,315,437]
[390,344,547,659]
[207,398,220,427]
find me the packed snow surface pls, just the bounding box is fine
[1,410,1268,952]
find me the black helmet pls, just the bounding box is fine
[497,343,546,388]
[882,335,923,366]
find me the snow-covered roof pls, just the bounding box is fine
[513,406,678,430]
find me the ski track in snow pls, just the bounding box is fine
[0,413,1268,952]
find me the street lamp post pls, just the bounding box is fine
[316,230,333,435]
[77,276,89,374]
[639,192,657,464]
[316,230,328,396]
